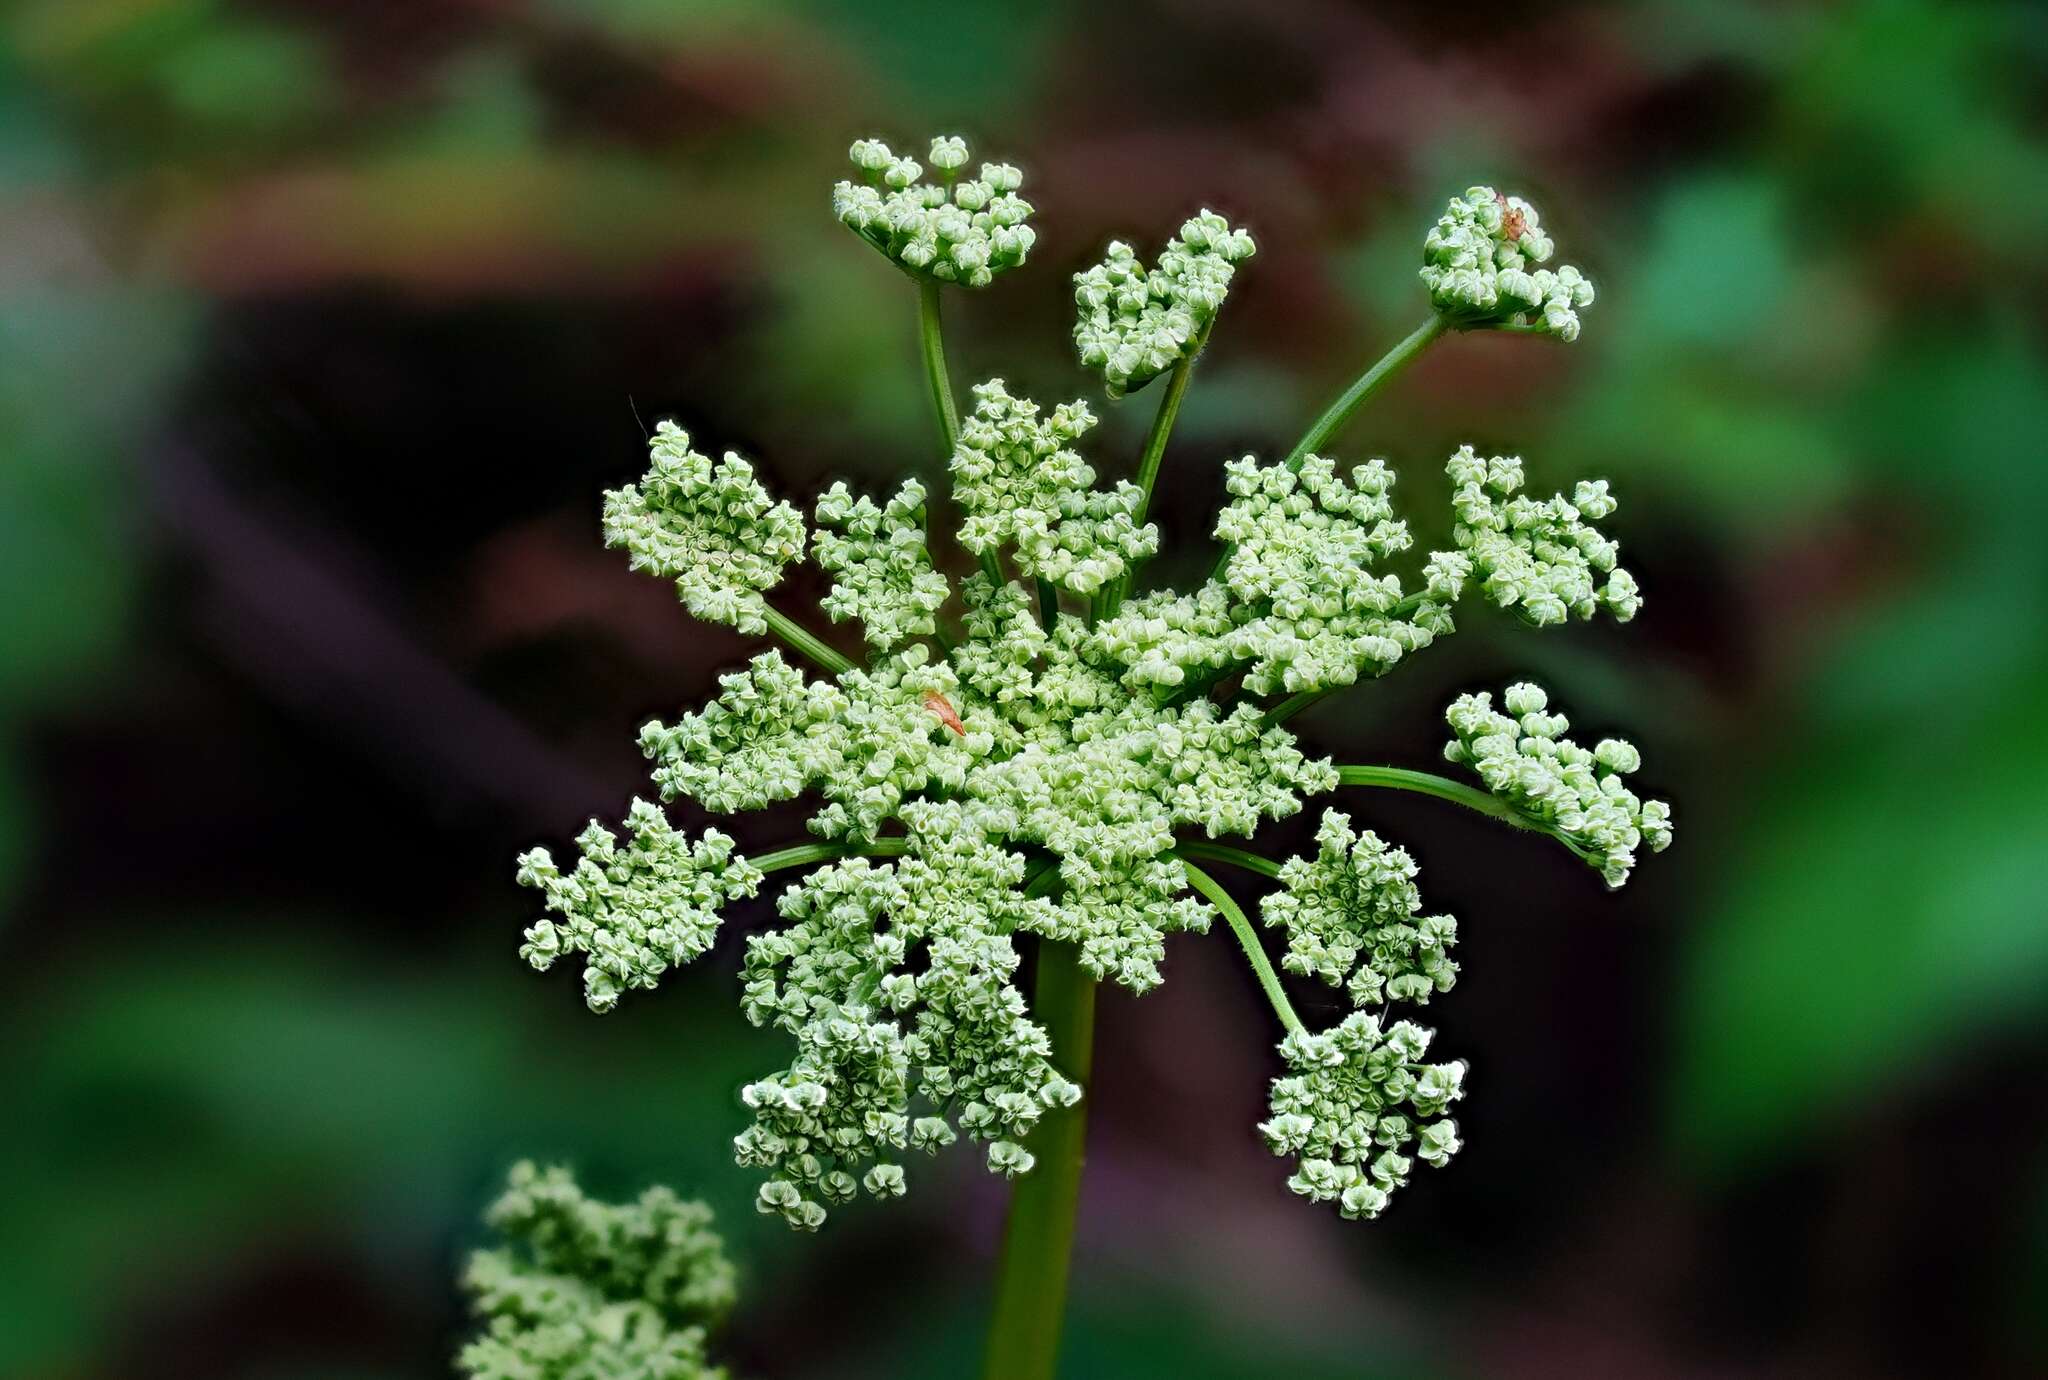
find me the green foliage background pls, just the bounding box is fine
[3,1,2043,1375]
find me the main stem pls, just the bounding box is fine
[984,939,1097,1380]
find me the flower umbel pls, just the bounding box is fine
[834,135,1036,287]
[458,1162,737,1380]
[1074,210,1256,396]
[1422,185,1595,340]
[506,133,1667,1255]
[1445,682,1674,887]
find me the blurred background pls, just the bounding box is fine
[4,1,2046,1376]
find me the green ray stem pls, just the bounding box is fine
[917,276,1005,587]
[1105,325,1209,618]
[918,278,962,455]
[761,605,855,676]
[1177,855,1303,1037]
[750,838,907,875]
[1335,764,1544,833]
[1209,314,1447,582]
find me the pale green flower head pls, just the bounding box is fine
[458,1162,736,1380]
[1261,1013,1466,1221]
[1074,209,1256,397]
[515,801,762,1014]
[1433,444,1639,627]
[834,134,1036,287]
[602,422,806,636]
[1422,185,1595,340]
[1444,681,1674,887]
[813,479,950,650]
[1265,810,1458,1007]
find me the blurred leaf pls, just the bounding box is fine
[1671,326,2048,1166]
[0,930,794,1373]
[0,287,195,710]
[1671,667,2048,1167]
[794,0,1073,118]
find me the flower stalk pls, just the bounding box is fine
[984,939,1097,1380]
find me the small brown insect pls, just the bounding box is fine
[922,691,966,737]
[1495,191,1527,243]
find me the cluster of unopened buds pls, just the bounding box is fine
[502,131,1671,1251]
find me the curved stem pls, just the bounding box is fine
[750,837,907,875]
[1209,314,1447,582]
[1130,328,1206,528]
[1262,687,1330,728]
[1104,327,1209,618]
[1173,838,1281,879]
[1284,314,1445,467]
[1336,764,1544,834]
[1176,856,1304,1037]
[917,278,1004,585]
[984,939,1096,1380]
[761,605,855,677]
[918,278,962,455]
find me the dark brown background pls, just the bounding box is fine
[4,1,2046,1376]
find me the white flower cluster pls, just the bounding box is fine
[1444,682,1674,887]
[639,652,846,813]
[950,380,1158,595]
[1264,810,1458,1007]
[812,479,950,649]
[1421,185,1594,341]
[515,800,762,1014]
[1260,1014,1466,1221]
[602,422,806,636]
[1435,444,1640,627]
[640,647,990,842]
[459,1162,736,1380]
[513,141,1672,1237]
[833,135,1035,287]
[733,801,1079,1229]
[1073,210,1256,396]
[1212,452,1435,694]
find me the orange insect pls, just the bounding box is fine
[922,692,966,737]
[1495,190,1526,243]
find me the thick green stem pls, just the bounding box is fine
[1177,856,1304,1037]
[1037,578,1061,632]
[1173,838,1280,879]
[984,940,1096,1380]
[1336,764,1544,833]
[760,605,855,677]
[1209,314,1447,582]
[750,838,907,875]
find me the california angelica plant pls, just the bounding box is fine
[495,135,1668,1379]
